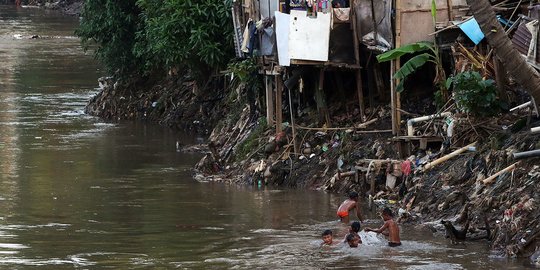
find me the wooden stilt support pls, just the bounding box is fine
[446,0,454,21]
[395,0,402,135]
[275,75,283,133]
[351,0,365,120]
[265,76,274,125]
[374,62,386,100]
[391,61,398,136]
[287,86,299,154]
[316,68,331,127]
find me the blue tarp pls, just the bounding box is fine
[458,18,485,45]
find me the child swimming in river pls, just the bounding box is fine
[364,207,401,247]
[321,229,334,246]
[336,191,364,223]
[343,221,362,245]
[346,233,360,247]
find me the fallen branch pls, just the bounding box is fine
[482,162,519,185]
[423,142,477,171]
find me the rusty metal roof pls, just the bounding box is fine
[511,17,540,64]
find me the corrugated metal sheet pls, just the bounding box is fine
[511,17,540,64]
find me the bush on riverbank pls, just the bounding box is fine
[76,0,234,83]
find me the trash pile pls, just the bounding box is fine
[85,76,227,134]
[194,98,540,257]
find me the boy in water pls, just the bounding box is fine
[337,191,363,223]
[346,233,360,247]
[343,221,362,247]
[321,229,333,246]
[364,207,401,247]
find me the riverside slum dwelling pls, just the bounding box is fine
[202,0,540,258]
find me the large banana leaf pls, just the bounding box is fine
[393,53,433,92]
[376,42,434,63]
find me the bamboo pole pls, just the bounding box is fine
[423,142,476,171]
[482,162,519,185]
[287,86,299,154]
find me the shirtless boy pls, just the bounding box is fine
[346,233,360,247]
[336,191,363,223]
[364,207,401,247]
[343,221,362,244]
[321,229,334,246]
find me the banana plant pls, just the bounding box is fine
[376,0,448,103]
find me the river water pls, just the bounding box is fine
[0,4,533,270]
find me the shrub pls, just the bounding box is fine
[447,71,501,116]
[76,0,234,80]
[134,0,234,79]
[76,0,143,76]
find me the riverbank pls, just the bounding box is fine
[85,71,540,260]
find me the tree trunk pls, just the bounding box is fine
[466,0,540,102]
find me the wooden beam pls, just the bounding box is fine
[275,75,283,133]
[315,68,331,127]
[265,76,274,125]
[391,61,397,135]
[351,0,365,120]
[395,0,402,136]
[446,0,454,20]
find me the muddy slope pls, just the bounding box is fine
[85,75,230,134]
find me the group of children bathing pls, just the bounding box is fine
[322,191,401,248]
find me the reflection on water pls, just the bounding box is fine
[0,4,534,270]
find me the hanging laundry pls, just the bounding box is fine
[241,19,253,54]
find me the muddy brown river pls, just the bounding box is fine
[0,4,534,269]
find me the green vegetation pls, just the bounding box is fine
[376,42,441,93]
[235,117,268,160]
[228,58,259,85]
[76,0,142,76]
[446,71,501,116]
[76,0,234,81]
[376,0,448,106]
